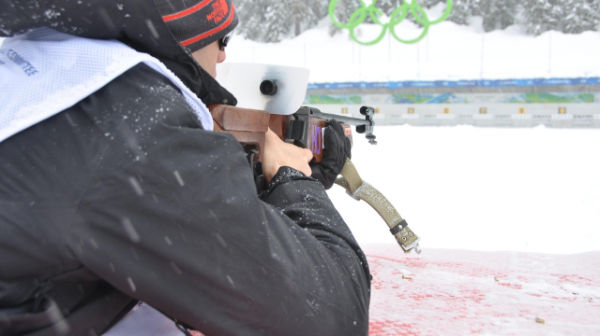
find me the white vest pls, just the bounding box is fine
[0,28,213,143]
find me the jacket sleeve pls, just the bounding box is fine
[67,64,371,336]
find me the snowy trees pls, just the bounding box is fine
[420,0,600,34]
[415,0,517,31]
[328,0,362,35]
[406,0,600,34]
[429,0,475,25]
[476,0,519,31]
[235,0,327,42]
[235,0,600,42]
[521,0,600,35]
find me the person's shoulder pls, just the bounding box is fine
[111,63,184,99]
[90,63,200,126]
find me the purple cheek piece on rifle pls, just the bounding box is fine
[312,125,322,155]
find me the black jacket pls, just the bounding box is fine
[0,1,371,335]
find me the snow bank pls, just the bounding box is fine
[226,19,600,83]
[328,125,600,255]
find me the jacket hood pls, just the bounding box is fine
[0,0,237,106]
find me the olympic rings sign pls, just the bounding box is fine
[329,0,453,45]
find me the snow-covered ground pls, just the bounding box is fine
[329,125,600,255]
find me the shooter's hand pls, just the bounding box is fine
[263,128,313,184]
[310,119,352,189]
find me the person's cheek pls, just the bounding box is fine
[217,50,226,63]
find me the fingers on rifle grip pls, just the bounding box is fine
[345,137,352,159]
[328,119,343,133]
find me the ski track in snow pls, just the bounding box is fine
[364,244,600,336]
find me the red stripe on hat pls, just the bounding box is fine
[162,0,212,22]
[180,3,235,47]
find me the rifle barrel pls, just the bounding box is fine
[311,111,374,127]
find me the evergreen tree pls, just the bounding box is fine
[378,0,403,16]
[476,0,518,32]
[236,0,328,42]
[416,0,518,32]
[418,0,477,25]
[522,0,566,35]
[235,0,273,42]
[328,0,363,36]
[567,0,600,33]
[522,0,600,35]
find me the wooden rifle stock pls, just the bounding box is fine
[209,104,329,163]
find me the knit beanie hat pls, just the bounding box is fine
[155,0,239,53]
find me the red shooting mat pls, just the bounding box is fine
[364,244,600,336]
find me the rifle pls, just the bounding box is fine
[209,104,375,162]
[208,104,421,254]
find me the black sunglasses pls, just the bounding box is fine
[218,31,234,51]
